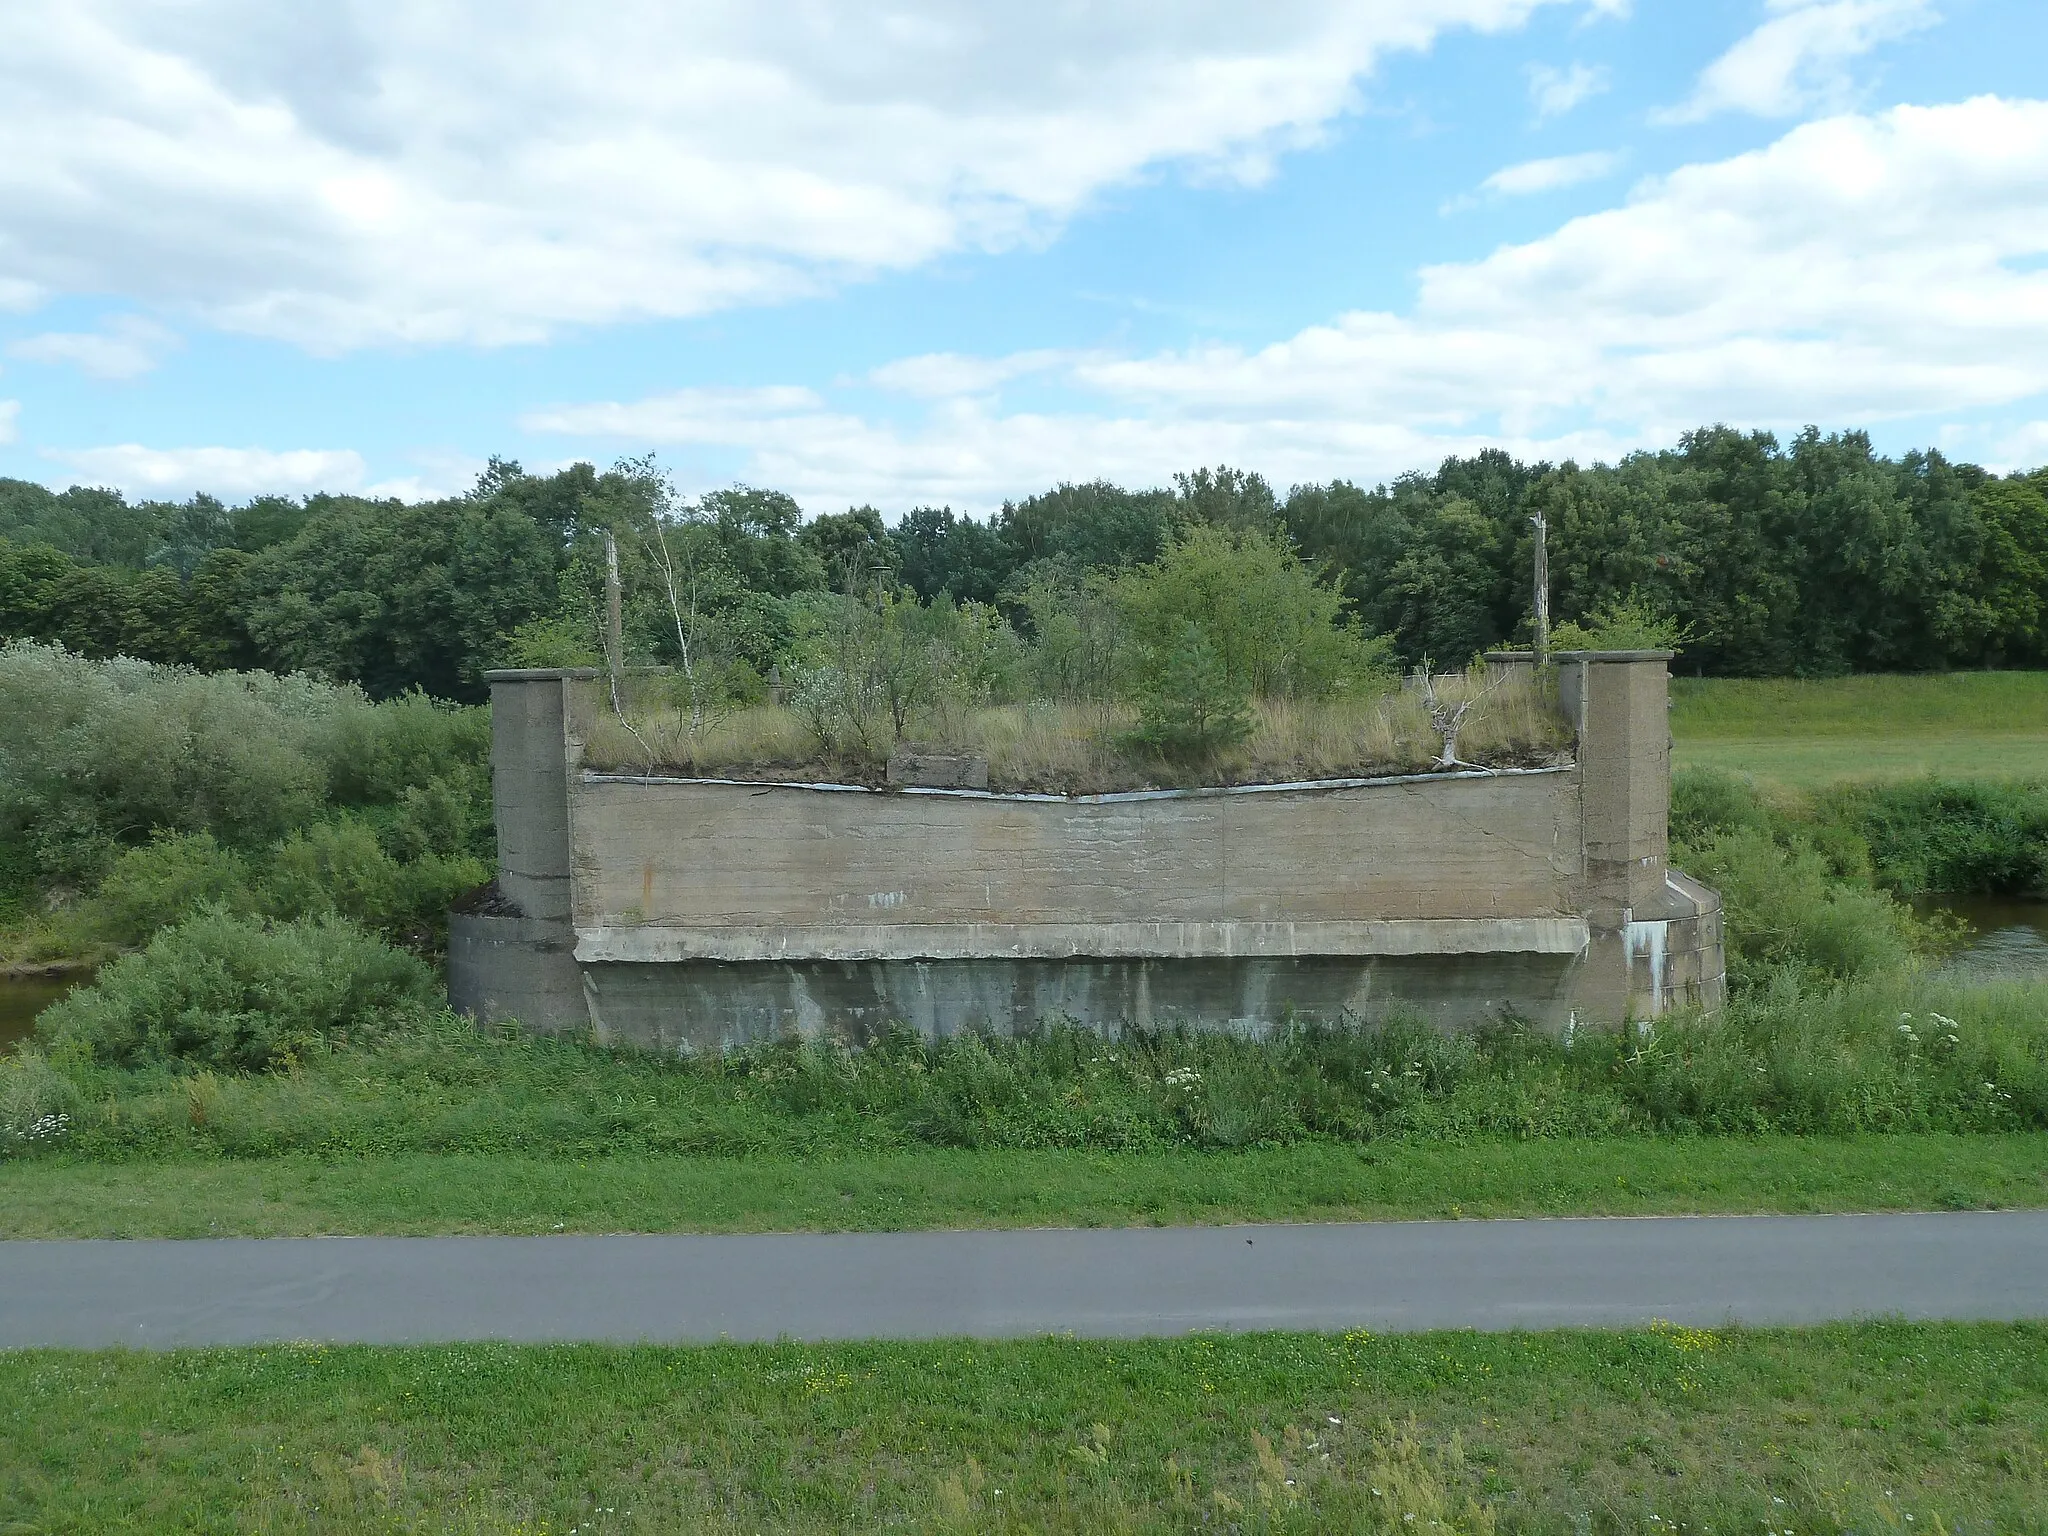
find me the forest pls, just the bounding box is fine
[4,424,2046,706]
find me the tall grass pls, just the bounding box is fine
[11,965,2045,1161]
[585,666,1572,792]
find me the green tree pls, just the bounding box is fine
[998,480,1175,571]
[800,507,895,591]
[1131,620,1253,762]
[892,506,1011,604]
[1113,524,1388,700]
[241,494,558,701]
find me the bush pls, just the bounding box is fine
[1830,777,2048,895]
[0,642,331,890]
[1112,524,1390,701]
[261,818,487,947]
[1129,621,1254,761]
[0,642,493,956]
[85,831,258,947]
[1,1050,83,1150]
[37,909,439,1072]
[1679,827,1920,987]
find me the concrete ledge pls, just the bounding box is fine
[580,762,1573,804]
[575,917,1591,965]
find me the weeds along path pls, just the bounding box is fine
[6,1209,2046,1348]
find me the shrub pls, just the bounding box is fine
[37,909,439,1072]
[1130,621,1254,761]
[1549,589,1690,652]
[1679,827,1920,986]
[1111,524,1390,701]
[0,642,330,889]
[85,831,258,947]
[0,1050,83,1151]
[1830,777,2048,895]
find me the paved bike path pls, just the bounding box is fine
[3,1210,2044,1349]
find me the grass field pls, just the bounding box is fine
[6,1321,2045,1532]
[1670,670,2048,787]
[4,1133,2045,1239]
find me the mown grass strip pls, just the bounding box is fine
[1670,671,2048,740]
[1673,734,2048,789]
[5,1321,2044,1531]
[4,1133,2045,1239]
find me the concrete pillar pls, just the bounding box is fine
[1551,649,1726,1020]
[1566,650,1673,921]
[482,668,598,922]
[447,668,600,1034]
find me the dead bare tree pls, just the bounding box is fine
[1416,661,1505,771]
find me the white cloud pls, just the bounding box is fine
[527,97,2048,513]
[0,400,19,444]
[362,449,492,503]
[527,387,832,444]
[1480,149,1621,195]
[7,316,179,379]
[867,350,1074,397]
[44,444,368,497]
[1985,421,2048,473]
[1526,61,1609,120]
[0,1,1582,352]
[1658,0,1938,124]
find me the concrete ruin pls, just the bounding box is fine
[448,652,1724,1051]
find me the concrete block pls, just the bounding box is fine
[887,749,990,790]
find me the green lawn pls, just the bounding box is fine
[1670,670,2048,787]
[5,1133,2045,1239]
[6,1321,2044,1532]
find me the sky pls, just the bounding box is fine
[1,0,2044,516]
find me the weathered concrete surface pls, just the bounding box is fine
[488,670,597,924]
[576,916,1590,964]
[448,911,586,1032]
[8,1211,2046,1347]
[581,950,1590,1052]
[570,768,1584,934]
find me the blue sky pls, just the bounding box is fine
[1,0,2044,514]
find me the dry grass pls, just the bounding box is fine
[585,668,1573,794]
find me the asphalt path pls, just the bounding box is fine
[3,1211,2045,1349]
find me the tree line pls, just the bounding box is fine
[4,425,2046,702]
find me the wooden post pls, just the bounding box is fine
[603,530,625,699]
[1531,509,1550,663]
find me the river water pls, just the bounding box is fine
[0,974,82,1054]
[1921,895,2048,984]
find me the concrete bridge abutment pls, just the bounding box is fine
[450,656,1723,1049]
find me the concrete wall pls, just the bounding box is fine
[570,769,1582,942]
[451,655,1725,1047]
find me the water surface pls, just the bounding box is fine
[0,975,80,1053]
[1919,895,2048,984]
